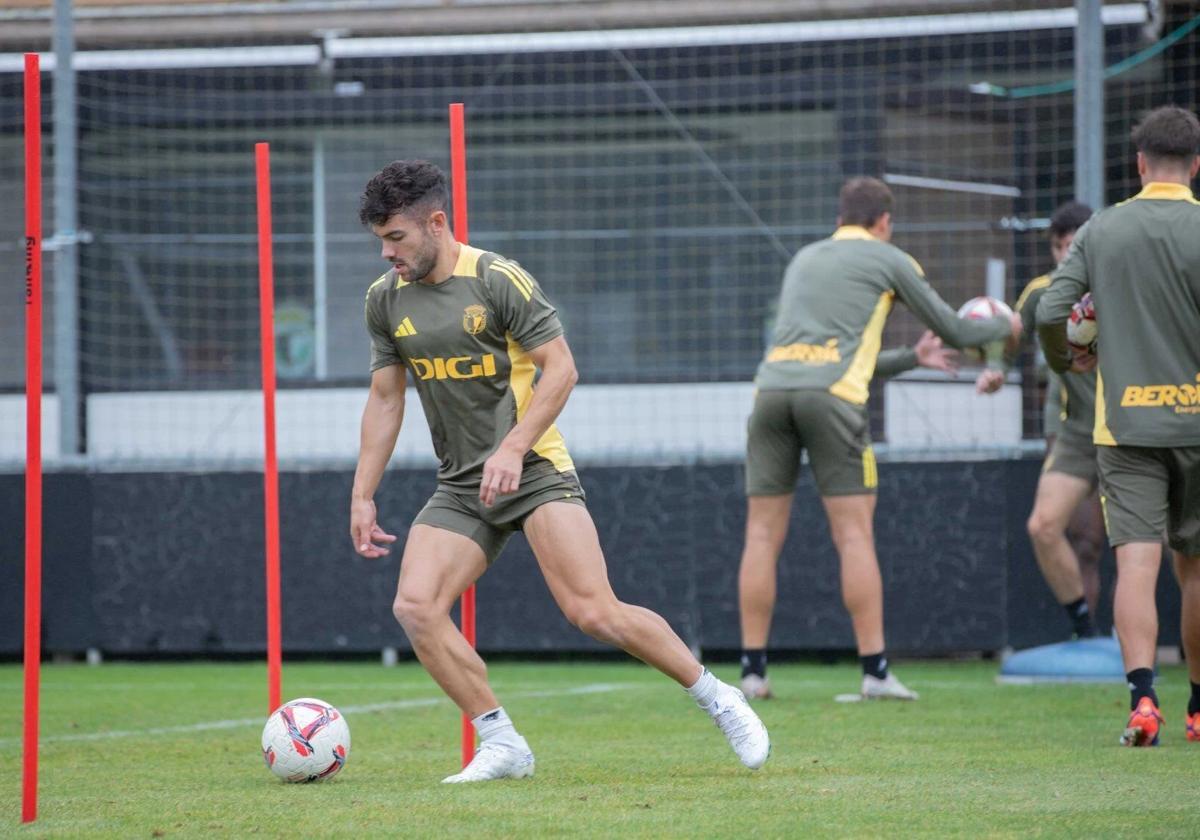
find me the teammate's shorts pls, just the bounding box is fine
[413,469,587,564]
[745,389,877,497]
[1097,445,1200,556]
[1042,428,1098,487]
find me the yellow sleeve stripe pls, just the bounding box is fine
[492,262,533,302]
[1014,274,1051,313]
[494,259,536,295]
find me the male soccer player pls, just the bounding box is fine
[351,160,769,781]
[737,176,1020,701]
[978,202,1104,639]
[1037,105,1200,746]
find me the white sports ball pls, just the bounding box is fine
[261,697,350,783]
[1067,292,1097,351]
[956,296,1014,362]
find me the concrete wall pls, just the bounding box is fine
[2,459,1176,657]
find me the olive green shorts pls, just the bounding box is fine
[1042,429,1098,488]
[413,470,587,564]
[1097,445,1200,556]
[745,389,877,497]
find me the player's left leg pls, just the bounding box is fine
[1067,490,1106,617]
[738,493,793,699]
[1027,470,1097,638]
[523,500,770,769]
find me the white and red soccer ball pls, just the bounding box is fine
[1067,292,1097,353]
[261,698,350,783]
[956,296,1015,362]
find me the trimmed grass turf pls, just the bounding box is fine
[2,660,1199,838]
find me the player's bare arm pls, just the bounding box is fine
[350,364,406,557]
[479,335,578,507]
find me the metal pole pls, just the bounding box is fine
[53,0,81,455]
[312,133,328,380]
[1074,0,1105,209]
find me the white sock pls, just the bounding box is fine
[686,668,720,709]
[472,706,520,744]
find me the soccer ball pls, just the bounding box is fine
[956,296,1014,362]
[261,698,350,783]
[1067,292,1097,353]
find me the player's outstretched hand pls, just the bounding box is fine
[914,330,958,374]
[351,498,397,558]
[975,368,1005,394]
[481,444,524,508]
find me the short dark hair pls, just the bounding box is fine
[359,160,449,227]
[839,177,894,227]
[1048,201,1092,239]
[1131,106,1200,166]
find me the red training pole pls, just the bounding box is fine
[255,142,283,715]
[22,52,43,826]
[449,103,477,769]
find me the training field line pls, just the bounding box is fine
[0,682,638,747]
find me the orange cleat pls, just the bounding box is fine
[1120,697,1163,747]
[1186,711,1200,743]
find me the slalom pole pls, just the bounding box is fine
[255,142,283,715]
[449,102,477,769]
[22,51,44,826]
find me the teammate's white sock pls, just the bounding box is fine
[472,706,520,745]
[686,668,720,709]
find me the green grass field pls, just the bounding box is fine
[2,660,1198,838]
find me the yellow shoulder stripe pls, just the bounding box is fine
[492,261,534,302]
[453,244,485,278]
[1014,273,1051,313]
[365,272,389,299]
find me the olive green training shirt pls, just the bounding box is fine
[1037,182,1200,447]
[755,226,1011,403]
[1014,273,1096,440]
[365,244,575,489]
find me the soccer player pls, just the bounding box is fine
[1037,105,1200,746]
[977,202,1104,639]
[738,176,1020,701]
[350,160,769,781]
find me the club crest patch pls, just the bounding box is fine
[463,304,487,335]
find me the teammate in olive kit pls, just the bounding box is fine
[738,177,1020,701]
[351,161,769,781]
[978,202,1105,639]
[1038,106,1200,746]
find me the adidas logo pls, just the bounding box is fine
[394,317,418,337]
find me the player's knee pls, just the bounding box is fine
[391,593,437,637]
[1027,511,1058,545]
[564,600,621,644]
[745,522,786,554]
[829,524,872,554]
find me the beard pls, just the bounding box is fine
[399,235,440,283]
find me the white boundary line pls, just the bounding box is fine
[0,681,636,747]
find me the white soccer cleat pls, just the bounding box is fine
[709,684,771,769]
[441,739,535,783]
[740,673,773,700]
[861,672,919,701]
